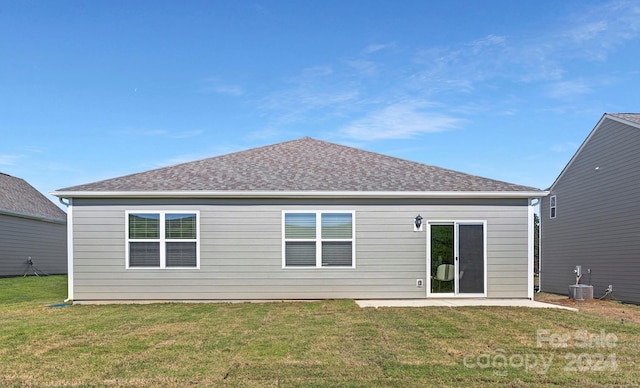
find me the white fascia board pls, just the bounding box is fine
[51,190,548,199]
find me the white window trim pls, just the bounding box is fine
[550,195,557,219]
[125,210,200,269]
[282,210,356,269]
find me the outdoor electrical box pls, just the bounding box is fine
[574,265,582,278]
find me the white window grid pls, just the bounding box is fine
[125,210,200,269]
[282,210,356,269]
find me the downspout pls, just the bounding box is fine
[528,198,540,300]
[59,198,74,303]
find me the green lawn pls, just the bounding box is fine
[1,276,639,387]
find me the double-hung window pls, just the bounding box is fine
[126,211,199,269]
[550,195,557,219]
[283,211,355,268]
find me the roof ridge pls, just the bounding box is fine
[55,137,542,193]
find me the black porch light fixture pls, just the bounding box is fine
[414,214,423,230]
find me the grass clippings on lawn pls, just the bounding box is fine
[1,276,639,387]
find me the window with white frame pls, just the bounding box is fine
[127,211,199,269]
[283,211,355,268]
[550,195,557,219]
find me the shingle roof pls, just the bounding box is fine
[56,137,541,194]
[0,173,67,221]
[609,113,640,126]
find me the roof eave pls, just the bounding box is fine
[0,209,66,224]
[51,190,548,199]
[547,113,640,191]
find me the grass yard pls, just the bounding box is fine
[1,276,639,387]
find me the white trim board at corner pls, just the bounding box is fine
[355,299,578,311]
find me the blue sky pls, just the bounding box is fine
[2,1,639,206]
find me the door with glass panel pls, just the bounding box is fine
[428,222,485,296]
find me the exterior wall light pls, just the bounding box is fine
[414,214,423,231]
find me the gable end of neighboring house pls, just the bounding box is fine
[540,114,640,304]
[0,173,67,277]
[52,137,545,303]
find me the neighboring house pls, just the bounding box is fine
[52,137,545,303]
[540,113,640,304]
[1,173,67,277]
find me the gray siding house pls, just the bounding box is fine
[53,138,544,303]
[1,173,67,277]
[541,114,640,304]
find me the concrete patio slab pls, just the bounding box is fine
[355,299,578,311]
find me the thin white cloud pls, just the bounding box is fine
[255,2,640,141]
[169,130,204,139]
[546,80,592,100]
[529,2,640,70]
[411,34,508,93]
[148,143,250,169]
[213,85,244,96]
[0,154,21,166]
[116,128,168,137]
[259,64,360,127]
[247,127,288,141]
[469,34,506,54]
[567,21,609,43]
[409,1,640,90]
[199,78,244,96]
[344,59,378,77]
[561,2,639,46]
[150,154,204,168]
[262,89,359,120]
[19,146,45,153]
[115,128,203,139]
[551,142,580,153]
[339,101,464,141]
[362,43,395,54]
[298,65,333,78]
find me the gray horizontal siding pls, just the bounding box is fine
[0,214,67,276]
[541,117,640,304]
[71,198,530,301]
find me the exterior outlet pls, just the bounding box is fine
[416,279,424,288]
